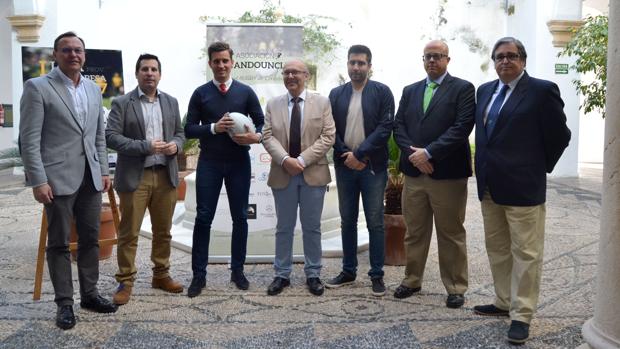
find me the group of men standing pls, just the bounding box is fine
[19,31,570,345]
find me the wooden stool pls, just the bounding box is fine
[32,187,120,301]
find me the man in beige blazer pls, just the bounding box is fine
[262,60,335,296]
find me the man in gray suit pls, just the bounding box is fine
[19,31,117,330]
[106,54,185,305]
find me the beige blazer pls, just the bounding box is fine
[262,91,335,189]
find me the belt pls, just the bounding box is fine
[144,164,167,171]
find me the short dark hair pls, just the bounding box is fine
[53,31,85,51]
[208,41,234,61]
[348,44,372,63]
[135,53,161,74]
[491,37,527,62]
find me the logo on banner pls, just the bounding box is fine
[256,190,272,197]
[260,204,276,218]
[247,204,257,219]
[259,153,272,163]
[257,172,269,182]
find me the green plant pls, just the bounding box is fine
[201,0,341,64]
[385,135,403,215]
[559,15,608,118]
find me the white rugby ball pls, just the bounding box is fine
[227,112,256,137]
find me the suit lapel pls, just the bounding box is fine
[301,93,313,134]
[159,93,170,141]
[83,81,99,134]
[129,89,147,139]
[478,81,497,140]
[47,70,82,132]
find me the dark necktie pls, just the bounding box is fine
[219,83,227,94]
[289,97,301,158]
[485,84,509,137]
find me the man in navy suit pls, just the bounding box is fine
[393,40,475,308]
[473,37,571,345]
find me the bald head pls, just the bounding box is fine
[423,40,450,80]
[282,59,310,97]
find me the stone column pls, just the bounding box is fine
[581,0,620,347]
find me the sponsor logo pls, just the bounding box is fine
[255,190,272,197]
[247,204,257,219]
[259,204,276,218]
[259,153,272,163]
[257,172,269,182]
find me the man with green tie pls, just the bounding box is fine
[392,40,475,308]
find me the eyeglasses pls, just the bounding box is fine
[423,53,448,62]
[59,47,84,55]
[282,70,307,77]
[493,53,520,62]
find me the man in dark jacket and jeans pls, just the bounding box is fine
[325,45,394,296]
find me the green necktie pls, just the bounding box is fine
[423,81,438,112]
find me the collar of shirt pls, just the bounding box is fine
[213,78,233,90]
[426,70,448,87]
[56,67,85,88]
[498,70,525,92]
[287,89,307,103]
[137,86,160,101]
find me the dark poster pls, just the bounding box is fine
[21,47,124,108]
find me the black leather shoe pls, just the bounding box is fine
[267,277,290,296]
[393,285,421,299]
[55,305,76,330]
[187,277,206,298]
[446,294,465,308]
[306,277,324,296]
[80,295,118,313]
[473,304,509,317]
[325,271,356,289]
[231,270,249,290]
[507,320,530,344]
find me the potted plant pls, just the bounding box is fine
[384,135,406,265]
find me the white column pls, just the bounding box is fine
[581,0,620,347]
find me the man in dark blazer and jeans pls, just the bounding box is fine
[393,40,475,309]
[473,37,570,344]
[325,45,394,296]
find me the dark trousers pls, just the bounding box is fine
[191,154,251,279]
[45,168,102,306]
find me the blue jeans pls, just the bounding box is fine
[272,174,326,279]
[191,154,251,279]
[335,164,387,279]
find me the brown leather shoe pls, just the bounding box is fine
[113,283,132,305]
[152,276,184,293]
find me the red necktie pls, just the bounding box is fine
[219,83,227,94]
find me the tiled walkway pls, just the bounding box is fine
[0,167,601,348]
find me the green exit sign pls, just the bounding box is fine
[555,63,569,74]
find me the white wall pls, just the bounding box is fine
[2,0,602,171]
[0,0,14,105]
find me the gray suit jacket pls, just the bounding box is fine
[20,68,109,195]
[105,87,185,192]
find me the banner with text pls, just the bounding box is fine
[206,23,303,232]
